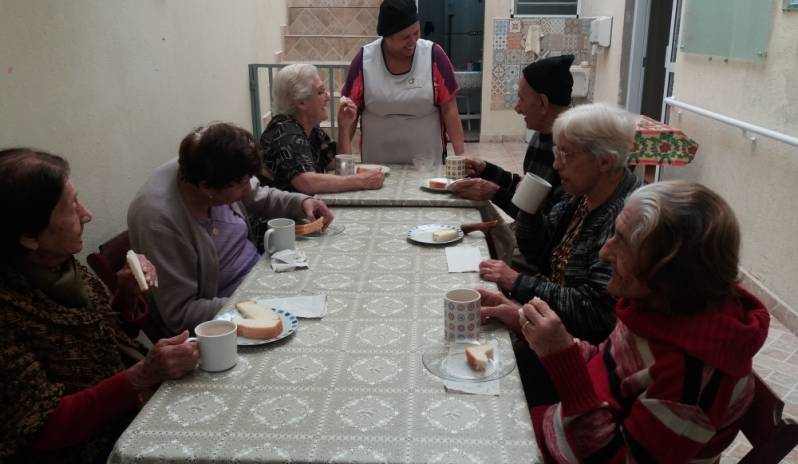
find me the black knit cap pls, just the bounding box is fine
[377,0,419,37]
[522,54,576,106]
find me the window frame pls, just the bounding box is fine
[512,0,582,17]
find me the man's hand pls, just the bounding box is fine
[479,259,519,291]
[476,288,522,332]
[302,198,335,230]
[448,178,499,201]
[464,157,487,177]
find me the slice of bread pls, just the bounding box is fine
[356,166,374,174]
[126,250,149,291]
[234,300,284,339]
[295,217,324,235]
[429,179,448,189]
[465,343,494,371]
[432,229,458,242]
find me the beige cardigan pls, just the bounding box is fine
[127,159,309,335]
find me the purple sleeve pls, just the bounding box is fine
[341,49,364,99]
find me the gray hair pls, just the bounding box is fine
[623,180,740,312]
[553,102,637,171]
[272,64,320,116]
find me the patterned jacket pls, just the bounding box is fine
[0,261,144,463]
[512,168,642,344]
[533,287,769,463]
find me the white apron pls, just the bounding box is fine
[361,38,444,165]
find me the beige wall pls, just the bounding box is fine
[0,0,286,257]
[661,2,798,313]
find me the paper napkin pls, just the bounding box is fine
[256,294,327,319]
[446,246,482,273]
[270,249,309,273]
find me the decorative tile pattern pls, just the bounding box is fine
[489,17,596,110]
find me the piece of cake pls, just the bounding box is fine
[356,166,374,174]
[465,344,494,371]
[432,229,458,242]
[234,300,284,339]
[428,179,448,189]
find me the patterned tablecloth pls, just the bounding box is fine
[316,164,485,207]
[628,115,699,166]
[109,206,539,464]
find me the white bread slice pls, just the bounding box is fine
[432,229,458,242]
[233,316,283,339]
[465,344,494,371]
[126,250,149,291]
[234,300,284,339]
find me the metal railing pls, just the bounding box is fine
[248,63,350,139]
[665,97,798,148]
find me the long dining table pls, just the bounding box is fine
[109,166,539,463]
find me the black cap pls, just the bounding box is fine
[522,54,576,106]
[377,0,419,37]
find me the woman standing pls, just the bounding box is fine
[338,0,465,165]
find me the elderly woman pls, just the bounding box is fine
[337,0,465,165]
[0,148,198,463]
[128,123,334,337]
[480,103,642,344]
[260,63,384,193]
[521,181,769,463]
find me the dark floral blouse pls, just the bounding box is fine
[259,114,337,191]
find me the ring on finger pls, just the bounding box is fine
[522,320,531,331]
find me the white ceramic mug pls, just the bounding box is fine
[190,320,238,372]
[445,155,467,179]
[264,218,296,255]
[511,172,552,214]
[335,154,355,175]
[444,288,481,341]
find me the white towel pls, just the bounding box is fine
[525,25,541,54]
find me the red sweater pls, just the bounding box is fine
[532,286,769,463]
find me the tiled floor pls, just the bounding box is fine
[468,141,798,463]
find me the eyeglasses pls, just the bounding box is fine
[553,146,581,166]
[314,86,329,97]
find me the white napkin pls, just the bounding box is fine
[525,25,541,54]
[255,295,327,319]
[270,249,309,273]
[446,246,482,273]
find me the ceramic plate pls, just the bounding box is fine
[407,224,464,245]
[356,164,390,175]
[216,307,299,346]
[421,338,516,382]
[419,178,452,193]
[297,223,345,239]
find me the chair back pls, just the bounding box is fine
[86,230,130,293]
[738,373,798,463]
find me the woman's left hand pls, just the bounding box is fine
[520,297,574,357]
[117,254,158,296]
[478,259,519,291]
[302,198,334,230]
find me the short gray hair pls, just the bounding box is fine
[553,103,637,171]
[272,64,319,116]
[623,180,740,313]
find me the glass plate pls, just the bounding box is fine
[407,224,463,245]
[419,177,452,193]
[216,308,299,346]
[421,339,516,382]
[297,223,345,239]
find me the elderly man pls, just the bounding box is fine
[450,54,575,217]
[260,63,384,194]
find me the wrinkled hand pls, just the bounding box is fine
[477,288,522,332]
[520,297,574,357]
[464,157,487,177]
[356,170,384,190]
[479,259,519,291]
[116,254,158,296]
[337,97,358,131]
[126,331,199,391]
[448,178,499,201]
[302,198,335,230]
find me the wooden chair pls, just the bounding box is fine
[86,231,167,343]
[738,373,798,463]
